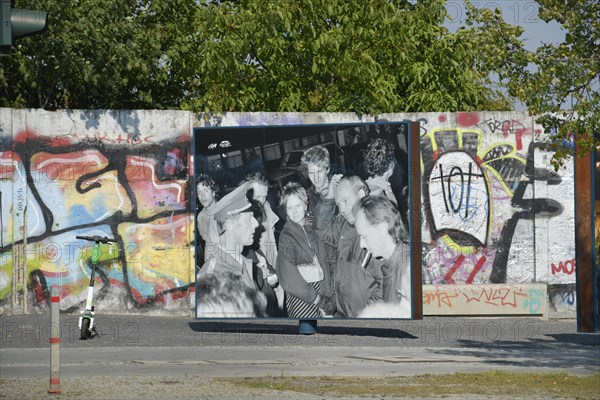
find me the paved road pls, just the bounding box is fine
[1,314,598,399]
[1,313,598,379]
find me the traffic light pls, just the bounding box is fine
[1,0,48,55]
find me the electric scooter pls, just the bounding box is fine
[76,235,117,340]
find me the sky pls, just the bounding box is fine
[444,0,566,50]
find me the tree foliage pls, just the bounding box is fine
[467,0,599,168]
[526,0,599,168]
[0,0,199,110]
[186,0,515,113]
[1,0,520,114]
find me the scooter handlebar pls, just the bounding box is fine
[76,235,118,244]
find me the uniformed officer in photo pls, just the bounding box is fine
[196,183,267,317]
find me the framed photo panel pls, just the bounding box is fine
[194,122,419,319]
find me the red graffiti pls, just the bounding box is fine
[551,258,576,275]
[501,120,532,150]
[69,132,155,145]
[466,256,487,284]
[14,129,156,146]
[456,112,480,128]
[31,150,109,181]
[0,151,22,179]
[423,291,459,308]
[438,114,447,123]
[125,155,187,212]
[444,254,465,284]
[50,137,74,146]
[13,129,31,144]
[462,287,527,307]
[476,118,534,150]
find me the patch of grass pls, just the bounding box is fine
[227,371,600,399]
[157,379,180,385]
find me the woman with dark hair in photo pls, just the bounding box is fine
[275,182,336,318]
[196,174,220,265]
[364,138,409,229]
[244,199,287,317]
[243,172,285,314]
[196,174,220,242]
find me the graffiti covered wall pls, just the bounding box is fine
[0,109,194,314]
[390,111,575,316]
[0,110,577,316]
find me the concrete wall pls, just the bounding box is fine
[0,109,577,317]
[0,109,194,315]
[406,112,575,317]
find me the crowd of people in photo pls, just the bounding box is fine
[195,137,412,319]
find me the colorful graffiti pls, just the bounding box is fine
[419,112,575,304]
[0,110,193,313]
[423,284,547,315]
[0,110,577,316]
[420,126,528,284]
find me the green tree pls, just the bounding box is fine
[466,0,599,169]
[1,0,523,114]
[522,0,599,168]
[187,0,516,113]
[0,0,199,110]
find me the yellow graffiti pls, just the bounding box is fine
[422,128,526,254]
[119,215,194,284]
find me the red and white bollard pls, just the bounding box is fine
[48,285,61,394]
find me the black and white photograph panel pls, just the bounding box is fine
[193,122,413,319]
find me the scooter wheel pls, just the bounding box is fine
[80,318,91,340]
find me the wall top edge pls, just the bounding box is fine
[1,108,192,141]
[1,107,190,114]
[1,109,549,141]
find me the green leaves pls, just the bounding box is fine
[189,0,508,113]
[496,0,599,168]
[0,0,201,110]
[1,0,539,116]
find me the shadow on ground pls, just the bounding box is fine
[188,321,418,339]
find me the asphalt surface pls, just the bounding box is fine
[1,313,599,348]
[1,313,598,398]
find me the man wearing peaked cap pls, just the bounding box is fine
[201,183,257,279]
[197,183,267,317]
[210,183,253,225]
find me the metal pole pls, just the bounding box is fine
[409,121,423,320]
[575,150,597,332]
[48,285,61,394]
[22,205,27,314]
